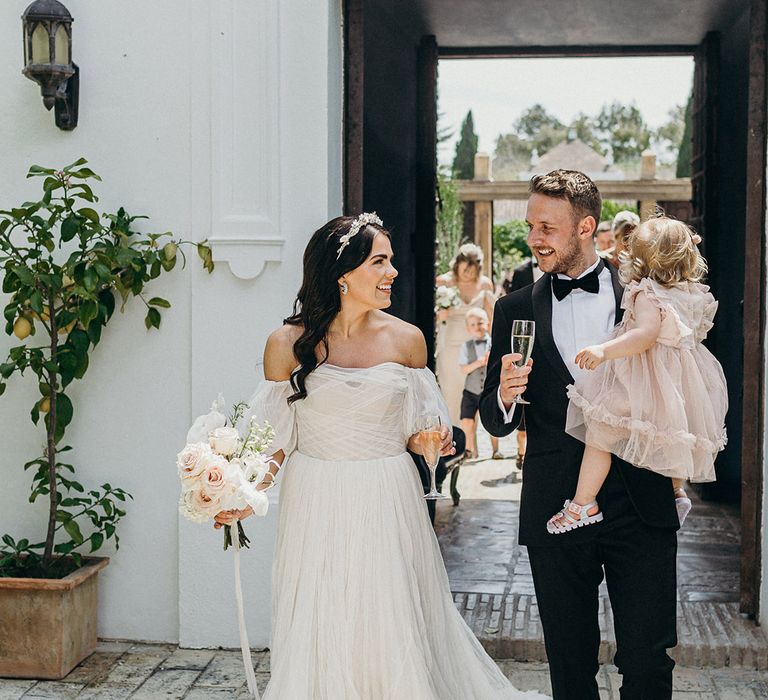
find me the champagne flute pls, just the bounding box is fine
[419,416,449,500]
[510,320,535,405]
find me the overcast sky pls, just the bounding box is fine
[437,56,695,166]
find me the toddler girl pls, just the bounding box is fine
[547,216,728,534]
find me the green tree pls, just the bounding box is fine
[570,113,605,154]
[493,220,531,278]
[600,200,638,223]
[676,93,693,178]
[493,133,532,179]
[452,110,478,179]
[514,104,567,155]
[655,103,686,160]
[595,102,651,163]
[435,172,466,275]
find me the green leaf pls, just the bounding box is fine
[78,208,100,224]
[64,520,84,544]
[145,307,161,330]
[69,168,101,180]
[0,382,5,397]
[63,157,88,171]
[89,532,104,552]
[0,363,15,379]
[56,392,74,430]
[61,215,79,243]
[27,165,56,177]
[83,267,98,292]
[29,290,43,314]
[147,297,171,309]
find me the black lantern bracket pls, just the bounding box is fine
[21,0,79,131]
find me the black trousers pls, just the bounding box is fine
[527,515,677,700]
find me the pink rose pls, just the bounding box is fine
[177,443,211,482]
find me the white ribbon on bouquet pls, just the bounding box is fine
[233,533,260,699]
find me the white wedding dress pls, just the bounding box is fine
[251,362,547,699]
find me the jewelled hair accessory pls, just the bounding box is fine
[336,212,383,260]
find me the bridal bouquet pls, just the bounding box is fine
[177,395,275,699]
[177,395,275,549]
[435,284,460,311]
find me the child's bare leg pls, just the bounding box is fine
[491,436,500,453]
[516,430,526,458]
[547,445,609,533]
[573,445,612,508]
[671,477,686,494]
[461,417,476,456]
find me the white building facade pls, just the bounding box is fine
[0,0,343,646]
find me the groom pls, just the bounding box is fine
[479,170,679,699]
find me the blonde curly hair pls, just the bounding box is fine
[619,216,707,287]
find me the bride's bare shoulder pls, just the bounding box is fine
[264,324,301,381]
[380,314,427,369]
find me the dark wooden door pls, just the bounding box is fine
[415,35,439,369]
[344,0,364,214]
[690,32,719,257]
[740,0,767,619]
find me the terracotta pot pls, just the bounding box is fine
[0,556,109,679]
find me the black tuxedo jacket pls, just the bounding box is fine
[508,259,535,292]
[479,264,679,547]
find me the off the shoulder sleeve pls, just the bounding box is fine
[403,367,452,437]
[243,380,297,456]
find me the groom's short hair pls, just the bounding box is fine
[529,170,602,232]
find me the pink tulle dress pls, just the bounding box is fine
[565,278,728,483]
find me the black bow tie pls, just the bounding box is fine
[552,265,602,301]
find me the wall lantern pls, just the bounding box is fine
[21,0,78,130]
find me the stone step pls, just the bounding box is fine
[454,592,768,670]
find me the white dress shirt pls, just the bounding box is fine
[497,258,616,422]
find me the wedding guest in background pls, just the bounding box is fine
[458,308,501,460]
[605,210,640,269]
[435,243,496,423]
[594,220,614,252]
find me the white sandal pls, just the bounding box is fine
[547,499,604,534]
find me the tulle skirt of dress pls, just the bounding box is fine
[262,451,545,700]
[566,343,728,483]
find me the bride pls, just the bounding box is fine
[215,213,546,699]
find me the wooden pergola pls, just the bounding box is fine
[455,153,693,277]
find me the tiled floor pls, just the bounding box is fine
[434,428,765,669]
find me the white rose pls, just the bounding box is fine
[177,442,212,483]
[209,426,240,456]
[186,408,227,445]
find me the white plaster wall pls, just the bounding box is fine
[0,0,342,646]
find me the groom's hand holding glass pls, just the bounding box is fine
[499,354,533,410]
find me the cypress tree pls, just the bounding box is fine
[676,92,693,178]
[452,110,478,179]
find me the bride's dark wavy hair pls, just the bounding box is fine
[284,215,390,403]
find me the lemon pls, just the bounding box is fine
[39,397,50,413]
[13,317,32,340]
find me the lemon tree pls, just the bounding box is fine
[0,159,214,578]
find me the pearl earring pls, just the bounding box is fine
[340,281,348,295]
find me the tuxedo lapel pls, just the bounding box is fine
[531,275,574,386]
[609,264,625,324]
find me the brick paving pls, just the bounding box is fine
[1,641,766,698]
